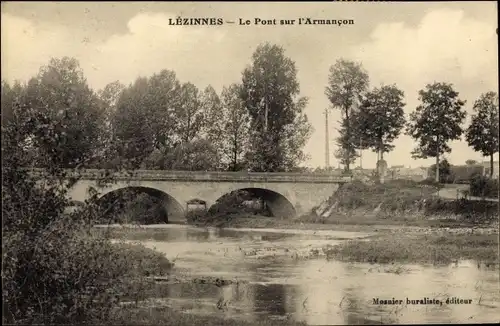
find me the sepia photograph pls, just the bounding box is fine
[1,1,499,325]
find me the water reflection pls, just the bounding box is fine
[111,225,499,325]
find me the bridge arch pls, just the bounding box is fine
[96,186,184,223]
[208,187,296,218]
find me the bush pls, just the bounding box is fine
[2,169,173,324]
[470,175,499,198]
[2,139,171,323]
[207,190,271,217]
[185,209,208,223]
[97,192,168,225]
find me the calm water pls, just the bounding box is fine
[111,225,500,324]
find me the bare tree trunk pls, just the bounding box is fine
[435,154,440,183]
[490,153,494,178]
[345,108,351,173]
[435,136,440,183]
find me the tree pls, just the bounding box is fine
[111,77,155,168]
[94,81,125,168]
[176,82,204,144]
[164,139,219,171]
[11,57,106,168]
[200,85,225,169]
[2,81,171,324]
[110,70,182,168]
[465,159,478,166]
[325,59,369,172]
[334,124,359,171]
[220,84,250,171]
[240,43,312,172]
[353,84,406,160]
[466,91,499,177]
[406,82,466,183]
[429,158,454,183]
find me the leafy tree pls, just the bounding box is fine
[111,77,155,168]
[200,85,225,169]
[98,81,125,114]
[466,91,499,177]
[176,82,204,144]
[220,84,250,171]
[406,82,466,183]
[111,70,182,168]
[2,77,171,324]
[7,57,106,168]
[334,123,359,171]
[146,70,183,149]
[353,84,406,160]
[325,59,370,172]
[93,81,125,168]
[465,159,478,166]
[240,43,312,172]
[429,158,454,183]
[164,139,219,171]
[280,97,314,170]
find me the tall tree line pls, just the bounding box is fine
[325,59,498,181]
[2,49,497,178]
[1,43,312,173]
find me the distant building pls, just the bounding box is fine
[388,166,428,181]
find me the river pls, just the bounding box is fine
[110,225,500,324]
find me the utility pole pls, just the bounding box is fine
[324,108,330,168]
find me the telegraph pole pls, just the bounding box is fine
[324,108,330,168]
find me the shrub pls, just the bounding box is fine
[207,190,271,217]
[2,130,171,324]
[2,169,173,324]
[470,175,499,198]
[185,209,208,223]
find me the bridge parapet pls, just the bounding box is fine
[26,168,351,184]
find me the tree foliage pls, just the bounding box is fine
[200,85,225,169]
[429,158,454,183]
[334,119,359,169]
[220,84,250,171]
[406,82,466,182]
[466,91,499,177]
[325,59,369,171]
[240,43,312,172]
[3,57,106,168]
[2,62,171,324]
[353,84,406,159]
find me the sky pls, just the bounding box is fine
[1,1,498,169]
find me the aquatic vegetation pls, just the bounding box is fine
[323,233,498,265]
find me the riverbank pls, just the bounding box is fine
[187,180,498,230]
[323,232,499,266]
[111,306,306,326]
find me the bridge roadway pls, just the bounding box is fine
[29,169,351,221]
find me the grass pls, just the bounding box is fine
[183,179,498,230]
[113,242,174,276]
[323,233,499,265]
[111,306,307,326]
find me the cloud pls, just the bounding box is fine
[352,9,496,95]
[1,13,76,81]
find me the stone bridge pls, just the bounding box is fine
[30,169,351,222]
